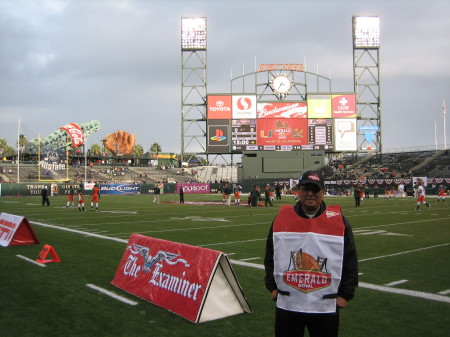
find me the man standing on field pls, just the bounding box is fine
[91,184,100,211]
[415,180,430,210]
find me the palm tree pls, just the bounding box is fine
[90,143,101,156]
[17,134,27,161]
[150,142,162,157]
[0,138,7,156]
[133,144,144,157]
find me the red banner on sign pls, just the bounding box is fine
[111,234,252,323]
[207,95,232,119]
[257,118,308,146]
[257,102,307,119]
[331,94,356,118]
[59,123,85,148]
[0,213,40,247]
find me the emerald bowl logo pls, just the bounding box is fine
[283,249,331,294]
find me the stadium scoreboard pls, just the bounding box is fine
[207,93,358,154]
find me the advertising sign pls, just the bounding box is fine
[207,95,232,119]
[334,119,357,151]
[307,95,332,118]
[99,183,140,195]
[59,123,85,148]
[111,234,252,323]
[331,94,357,118]
[207,119,230,153]
[308,119,334,150]
[37,146,69,182]
[257,102,307,119]
[232,95,257,119]
[176,183,210,194]
[0,213,40,247]
[231,119,257,152]
[257,119,308,148]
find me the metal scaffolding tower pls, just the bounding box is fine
[352,16,381,154]
[180,17,207,161]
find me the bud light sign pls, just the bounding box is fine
[100,184,140,195]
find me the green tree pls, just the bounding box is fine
[133,144,144,157]
[0,138,7,156]
[17,135,28,161]
[150,142,162,155]
[90,143,101,156]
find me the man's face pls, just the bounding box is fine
[299,183,324,212]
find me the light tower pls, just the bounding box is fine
[181,17,207,162]
[352,16,381,154]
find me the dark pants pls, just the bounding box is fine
[275,307,340,337]
[42,197,50,206]
[354,197,360,207]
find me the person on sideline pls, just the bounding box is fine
[416,180,431,210]
[41,186,50,206]
[264,171,358,337]
[153,183,161,203]
[66,185,75,208]
[179,185,185,204]
[90,184,100,211]
[233,183,242,206]
[77,184,85,212]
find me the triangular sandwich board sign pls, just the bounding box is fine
[0,212,40,247]
[196,253,253,323]
[111,234,252,323]
[36,244,61,264]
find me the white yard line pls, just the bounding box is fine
[16,254,47,267]
[384,280,409,287]
[358,243,449,262]
[86,283,138,306]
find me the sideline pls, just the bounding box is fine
[31,221,450,304]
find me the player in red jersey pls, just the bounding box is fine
[91,184,100,211]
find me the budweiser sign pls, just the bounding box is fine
[59,123,85,148]
[257,102,307,119]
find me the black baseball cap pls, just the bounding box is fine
[299,171,325,190]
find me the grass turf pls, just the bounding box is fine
[1,193,449,336]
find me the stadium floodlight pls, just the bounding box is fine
[181,17,207,50]
[353,16,380,49]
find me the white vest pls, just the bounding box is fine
[273,205,345,313]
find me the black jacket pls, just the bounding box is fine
[264,201,358,302]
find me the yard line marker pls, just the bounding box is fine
[358,243,449,262]
[86,284,138,306]
[199,238,265,247]
[359,282,450,304]
[240,257,261,261]
[438,289,450,295]
[384,280,409,287]
[16,254,47,267]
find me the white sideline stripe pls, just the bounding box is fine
[438,289,450,295]
[86,283,138,306]
[358,243,449,262]
[359,282,450,304]
[16,254,47,267]
[384,279,409,287]
[31,221,450,304]
[240,257,261,261]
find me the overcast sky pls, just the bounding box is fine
[1,0,449,155]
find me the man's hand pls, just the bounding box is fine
[102,130,136,155]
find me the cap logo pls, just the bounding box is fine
[308,174,320,181]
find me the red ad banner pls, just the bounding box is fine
[257,102,307,119]
[257,118,308,147]
[207,95,232,119]
[59,123,85,148]
[0,213,40,247]
[111,234,252,323]
[176,183,210,194]
[331,94,356,118]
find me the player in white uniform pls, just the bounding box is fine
[416,181,431,210]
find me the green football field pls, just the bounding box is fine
[1,193,449,337]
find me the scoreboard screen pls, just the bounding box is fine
[231,119,257,152]
[206,94,356,153]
